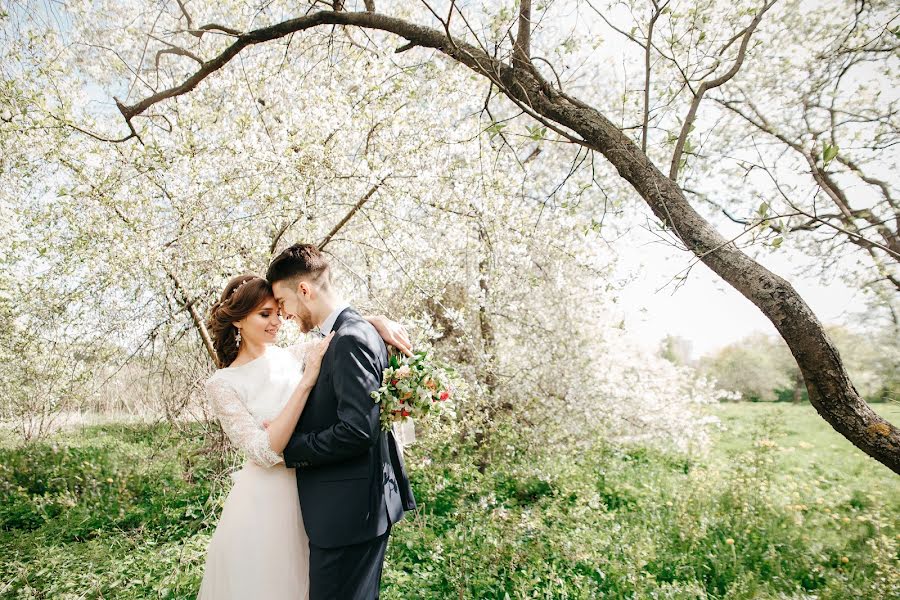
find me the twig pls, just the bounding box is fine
[319,176,390,249]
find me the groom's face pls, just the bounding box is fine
[272,279,316,333]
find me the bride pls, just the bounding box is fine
[196,274,409,599]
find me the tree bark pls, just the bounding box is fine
[117,8,900,474]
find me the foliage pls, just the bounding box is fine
[700,325,900,403]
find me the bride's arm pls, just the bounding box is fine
[365,315,413,357]
[205,335,332,466]
[205,379,286,468]
[264,332,334,452]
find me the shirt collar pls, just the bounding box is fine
[319,301,350,334]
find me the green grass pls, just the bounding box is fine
[1,404,898,599]
[709,402,900,511]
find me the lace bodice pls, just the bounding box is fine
[204,342,315,468]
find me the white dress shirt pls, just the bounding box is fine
[319,301,350,335]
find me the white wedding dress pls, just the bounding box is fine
[197,342,315,600]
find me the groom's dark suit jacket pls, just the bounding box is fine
[282,307,416,549]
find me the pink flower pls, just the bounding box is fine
[439,390,450,401]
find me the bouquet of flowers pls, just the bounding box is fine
[370,349,455,432]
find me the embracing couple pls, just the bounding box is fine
[197,243,416,599]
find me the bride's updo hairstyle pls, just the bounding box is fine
[207,274,274,367]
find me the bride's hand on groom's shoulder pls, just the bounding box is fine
[368,315,413,357]
[301,331,335,384]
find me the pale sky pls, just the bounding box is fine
[611,221,866,360]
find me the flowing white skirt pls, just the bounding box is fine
[197,461,309,600]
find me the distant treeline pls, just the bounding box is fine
[659,326,899,404]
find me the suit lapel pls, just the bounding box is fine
[311,306,355,408]
[329,306,356,333]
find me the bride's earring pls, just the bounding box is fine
[235,328,242,347]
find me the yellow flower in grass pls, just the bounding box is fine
[840,556,849,564]
[725,538,734,545]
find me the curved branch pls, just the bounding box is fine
[155,46,204,69]
[669,0,777,180]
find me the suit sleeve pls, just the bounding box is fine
[282,332,383,468]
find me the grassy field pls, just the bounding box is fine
[710,402,900,493]
[1,403,898,599]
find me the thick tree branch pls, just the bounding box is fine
[513,0,532,71]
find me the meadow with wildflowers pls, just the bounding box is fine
[1,402,897,599]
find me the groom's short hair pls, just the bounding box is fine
[266,243,331,289]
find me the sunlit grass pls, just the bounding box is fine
[1,404,898,599]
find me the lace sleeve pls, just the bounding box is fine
[286,341,318,367]
[205,379,283,468]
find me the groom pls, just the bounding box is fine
[267,243,416,600]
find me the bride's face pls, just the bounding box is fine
[234,298,282,345]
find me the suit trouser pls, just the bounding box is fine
[308,525,392,600]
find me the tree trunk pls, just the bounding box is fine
[497,66,900,473]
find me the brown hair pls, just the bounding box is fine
[266,243,331,289]
[207,274,274,367]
